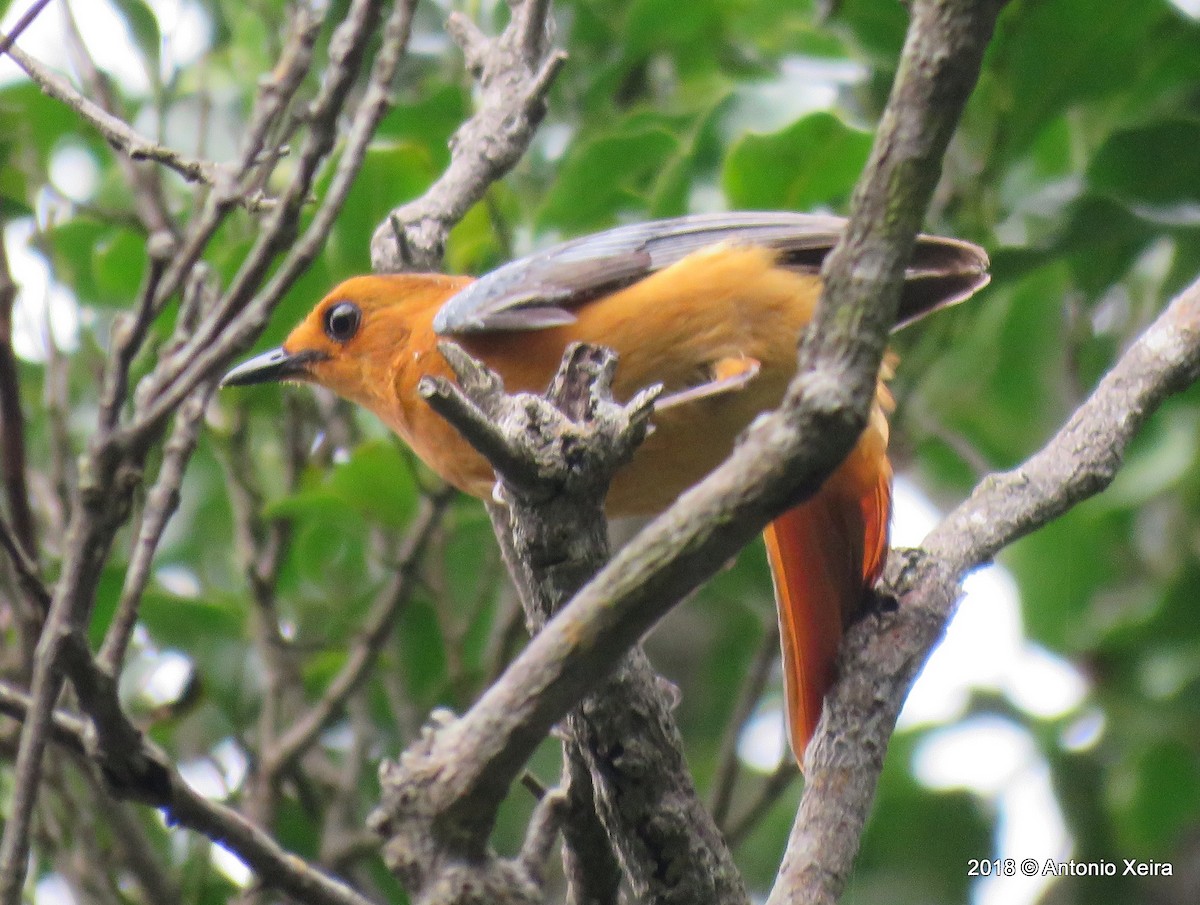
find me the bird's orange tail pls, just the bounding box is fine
[763,451,891,766]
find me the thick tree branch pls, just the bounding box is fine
[373,0,1010,902]
[776,272,1200,905]
[376,341,746,903]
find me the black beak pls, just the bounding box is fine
[221,348,324,387]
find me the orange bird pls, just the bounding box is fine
[223,212,988,763]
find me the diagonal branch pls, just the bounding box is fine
[776,272,1200,905]
[0,229,36,567]
[262,488,454,778]
[1,26,235,206]
[0,678,380,905]
[370,0,566,271]
[375,0,1008,902]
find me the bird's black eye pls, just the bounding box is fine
[323,301,361,342]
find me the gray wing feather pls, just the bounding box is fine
[432,212,849,335]
[433,211,989,335]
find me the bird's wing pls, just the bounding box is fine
[433,211,989,335]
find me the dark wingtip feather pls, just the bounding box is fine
[893,235,990,331]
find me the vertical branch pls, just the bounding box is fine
[97,381,217,673]
[0,235,37,562]
[767,0,1009,902]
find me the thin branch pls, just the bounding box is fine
[146,3,326,320]
[711,619,780,830]
[58,1,177,238]
[96,235,173,432]
[0,0,53,60]
[3,34,215,198]
[370,0,566,270]
[518,788,568,885]
[725,759,799,850]
[97,380,216,672]
[0,510,48,612]
[0,231,37,564]
[0,678,381,905]
[263,488,454,778]
[127,0,417,450]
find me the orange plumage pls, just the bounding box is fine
[223,213,988,765]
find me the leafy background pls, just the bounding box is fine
[3,0,1200,902]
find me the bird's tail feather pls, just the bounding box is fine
[763,459,891,766]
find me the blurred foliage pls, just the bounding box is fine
[3,0,1200,902]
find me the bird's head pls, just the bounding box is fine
[221,273,471,413]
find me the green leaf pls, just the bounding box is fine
[1089,118,1200,213]
[0,157,32,217]
[1102,408,1199,508]
[0,83,95,162]
[536,126,680,231]
[984,0,1200,158]
[95,228,150,304]
[44,219,106,303]
[833,0,909,66]
[266,440,418,529]
[139,591,246,647]
[722,112,871,211]
[397,597,447,702]
[323,141,437,274]
[624,0,722,61]
[1119,739,1200,851]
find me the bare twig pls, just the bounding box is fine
[96,234,173,431]
[725,759,799,850]
[518,788,568,884]
[146,3,326,320]
[97,381,216,672]
[263,488,454,778]
[711,620,780,830]
[128,0,417,448]
[0,248,49,632]
[58,1,178,238]
[0,0,53,60]
[0,234,37,564]
[2,23,222,209]
[371,0,566,270]
[0,678,381,905]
